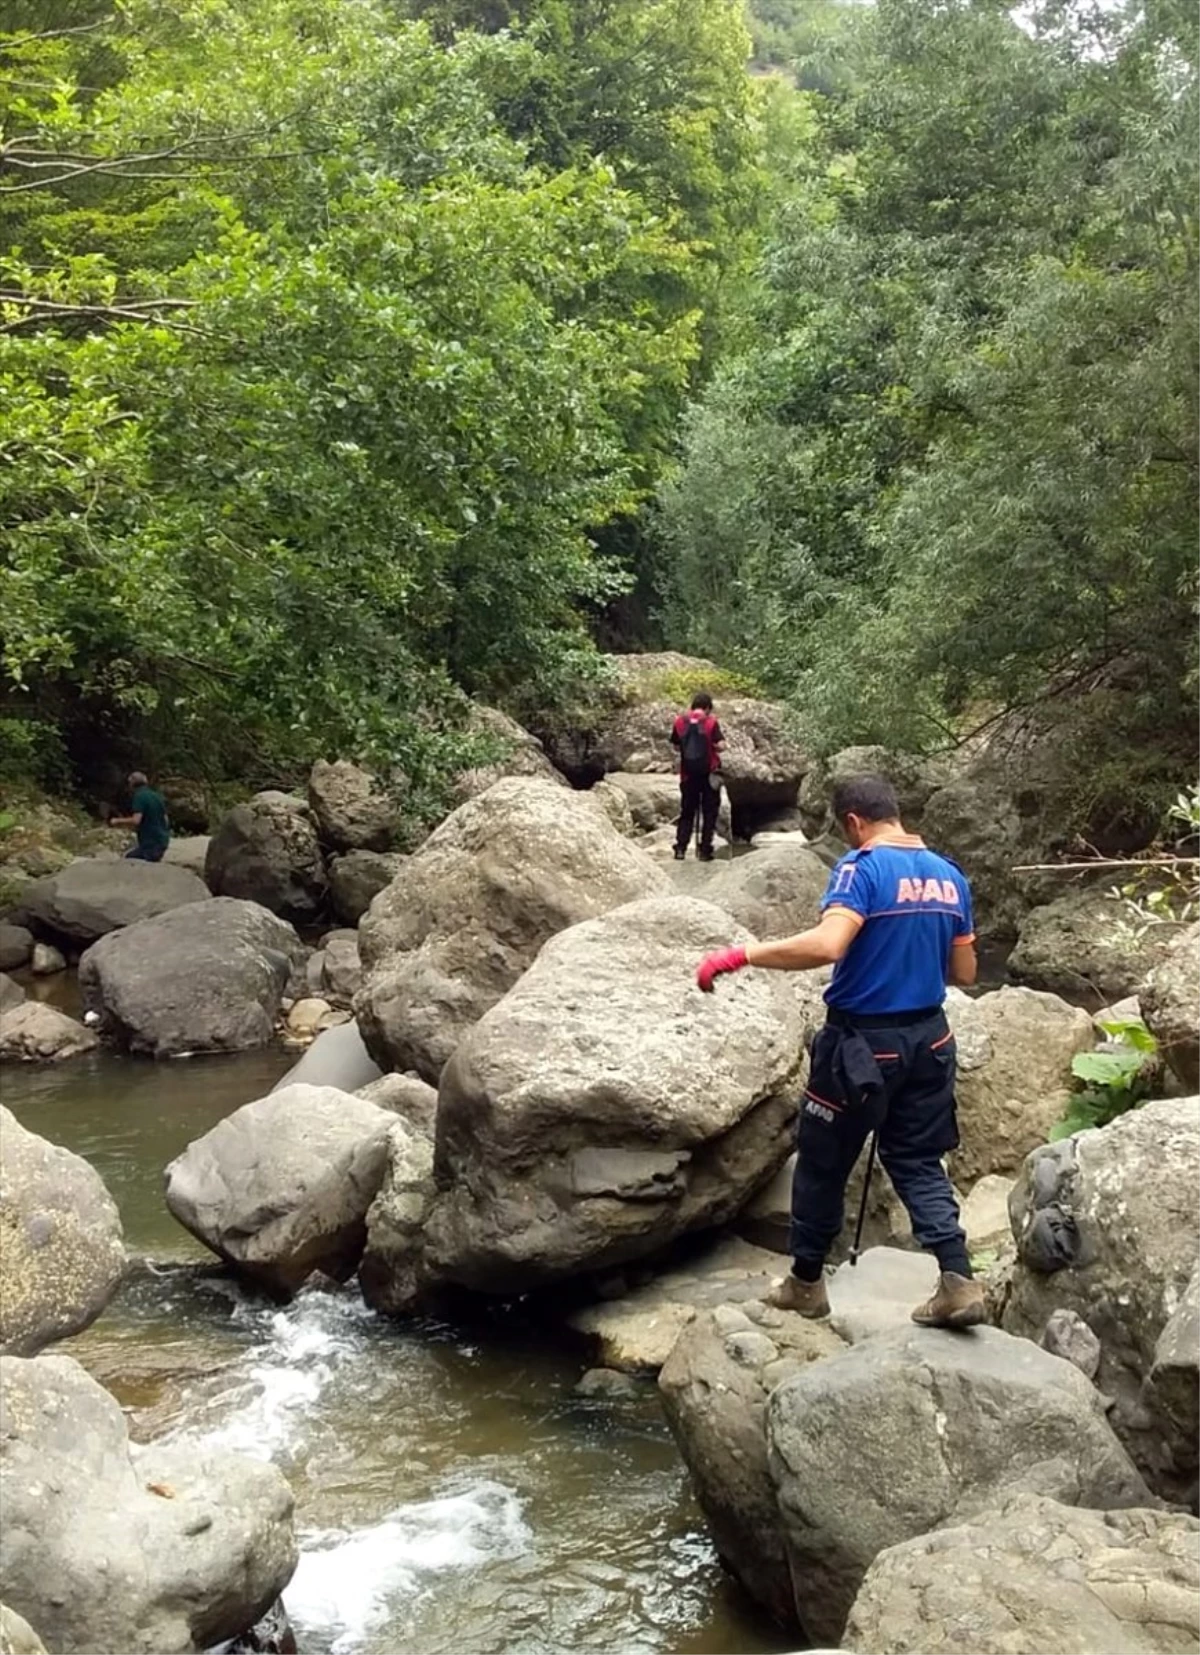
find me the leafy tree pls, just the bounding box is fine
[0,0,700,799]
[658,0,1198,833]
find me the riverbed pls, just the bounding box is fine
[6,1036,791,1655]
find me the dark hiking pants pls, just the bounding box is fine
[790,1006,971,1279]
[676,772,719,855]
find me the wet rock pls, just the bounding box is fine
[0,1107,125,1354]
[165,1085,394,1296]
[843,1494,1200,1655]
[307,759,400,853]
[568,1236,786,1373]
[660,1301,846,1629]
[356,1071,438,1136]
[327,849,406,926]
[356,778,669,1081]
[945,985,1094,1184]
[1141,922,1199,1090]
[320,930,362,1004]
[0,1353,296,1653]
[669,843,830,940]
[0,975,23,1015]
[0,924,32,972]
[358,1120,438,1315]
[79,897,305,1058]
[766,1324,1153,1646]
[0,1605,46,1655]
[1010,887,1182,1003]
[1041,1307,1102,1380]
[0,1003,98,1063]
[1003,1097,1199,1502]
[162,834,212,880]
[413,896,806,1301]
[224,1597,298,1654]
[18,857,210,945]
[29,942,65,975]
[205,792,327,923]
[575,1368,642,1400]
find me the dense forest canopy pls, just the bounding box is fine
[0,0,1195,831]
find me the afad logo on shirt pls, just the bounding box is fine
[896,875,960,906]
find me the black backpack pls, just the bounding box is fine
[679,714,713,777]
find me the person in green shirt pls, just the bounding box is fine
[111,771,171,862]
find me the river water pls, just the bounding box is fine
[6,1030,791,1655]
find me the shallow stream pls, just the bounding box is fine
[7,1033,790,1655]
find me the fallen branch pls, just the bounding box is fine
[1011,857,1200,874]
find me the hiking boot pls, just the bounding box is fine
[911,1271,986,1330]
[766,1272,830,1319]
[673,846,686,861]
[698,847,715,862]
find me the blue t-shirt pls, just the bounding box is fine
[820,836,975,1015]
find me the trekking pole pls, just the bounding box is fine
[849,1133,877,1267]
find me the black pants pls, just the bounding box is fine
[676,772,719,854]
[790,1008,971,1278]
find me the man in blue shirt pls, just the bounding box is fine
[696,773,984,1330]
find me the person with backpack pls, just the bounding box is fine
[670,692,724,861]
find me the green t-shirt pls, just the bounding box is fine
[132,785,171,853]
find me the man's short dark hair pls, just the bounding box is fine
[831,773,900,824]
[690,691,714,711]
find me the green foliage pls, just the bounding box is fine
[1109,784,1200,926]
[649,665,765,703]
[0,0,729,789]
[658,0,1198,823]
[1050,1018,1159,1140]
[0,716,70,791]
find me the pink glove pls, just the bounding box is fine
[696,946,749,993]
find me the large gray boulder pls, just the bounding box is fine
[595,697,809,814]
[843,1493,1200,1655]
[0,1108,124,1355]
[0,924,32,972]
[1010,887,1183,1002]
[0,1353,296,1654]
[357,1071,439,1136]
[0,976,22,1016]
[944,985,1094,1185]
[17,858,209,945]
[1141,921,1200,1090]
[78,898,305,1058]
[451,705,566,803]
[603,772,681,832]
[660,1303,846,1627]
[405,896,809,1301]
[798,747,953,838]
[327,849,406,926]
[307,759,400,853]
[269,1019,381,1094]
[0,1003,98,1063]
[1002,1097,1200,1503]
[204,791,327,923]
[161,834,211,880]
[919,773,1035,941]
[766,1325,1153,1645]
[355,778,670,1081]
[671,842,830,940]
[164,1084,394,1295]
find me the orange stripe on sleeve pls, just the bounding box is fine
[824,905,865,929]
[952,932,976,946]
